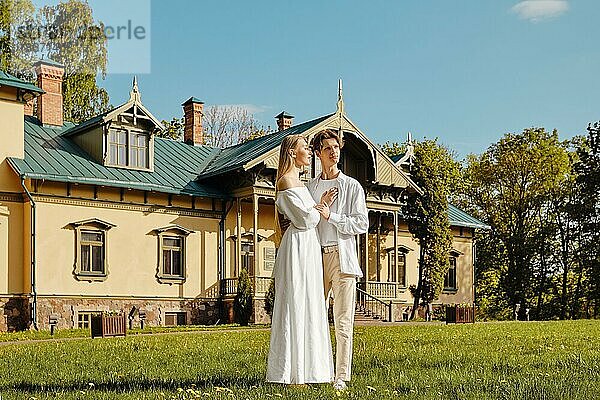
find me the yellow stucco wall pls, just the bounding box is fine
[0,200,25,295]
[0,205,9,293]
[0,96,25,193]
[33,199,219,298]
[367,224,474,304]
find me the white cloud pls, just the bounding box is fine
[511,0,569,23]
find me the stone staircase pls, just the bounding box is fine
[354,287,395,324]
[354,307,393,326]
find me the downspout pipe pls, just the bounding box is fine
[20,177,37,330]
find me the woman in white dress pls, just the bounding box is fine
[266,134,335,384]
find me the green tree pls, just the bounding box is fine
[157,117,184,141]
[234,268,253,326]
[401,139,460,320]
[463,128,571,318]
[381,141,406,158]
[1,0,110,122]
[572,123,600,317]
[0,0,37,78]
[38,0,109,122]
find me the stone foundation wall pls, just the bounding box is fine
[253,298,270,325]
[34,297,220,330]
[1,296,30,332]
[2,294,274,332]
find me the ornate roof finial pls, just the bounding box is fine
[129,76,141,102]
[336,78,344,115]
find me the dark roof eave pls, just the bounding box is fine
[198,165,245,180]
[9,166,229,199]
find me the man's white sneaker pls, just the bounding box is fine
[333,379,347,391]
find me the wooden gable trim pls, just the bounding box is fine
[231,110,422,195]
[103,100,164,131]
[335,115,422,194]
[242,114,338,171]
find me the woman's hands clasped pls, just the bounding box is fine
[315,187,338,220]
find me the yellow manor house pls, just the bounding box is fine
[0,61,488,331]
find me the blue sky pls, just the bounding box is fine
[35,0,600,157]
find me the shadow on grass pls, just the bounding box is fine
[2,375,265,394]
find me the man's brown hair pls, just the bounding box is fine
[310,129,344,153]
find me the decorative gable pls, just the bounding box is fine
[64,77,164,172]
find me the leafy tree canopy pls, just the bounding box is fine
[0,0,110,123]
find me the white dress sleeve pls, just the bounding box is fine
[275,189,320,230]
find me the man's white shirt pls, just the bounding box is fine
[307,172,369,277]
[314,177,339,247]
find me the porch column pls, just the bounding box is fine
[364,209,370,287]
[393,211,398,297]
[376,212,381,281]
[236,198,242,276]
[364,232,369,284]
[253,194,259,277]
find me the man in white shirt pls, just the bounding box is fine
[308,129,369,391]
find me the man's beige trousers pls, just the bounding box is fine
[322,249,356,382]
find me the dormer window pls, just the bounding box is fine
[64,77,162,172]
[107,128,150,169]
[130,131,149,168]
[108,129,127,166]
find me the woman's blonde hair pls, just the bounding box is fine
[274,134,305,246]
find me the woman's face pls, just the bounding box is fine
[293,138,312,167]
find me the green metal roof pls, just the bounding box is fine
[390,154,402,163]
[198,114,332,179]
[8,116,226,198]
[61,107,115,137]
[5,111,489,230]
[448,204,490,229]
[0,71,44,94]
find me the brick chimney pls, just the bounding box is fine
[34,60,64,126]
[275,111,293,131]
[182,97,204,145]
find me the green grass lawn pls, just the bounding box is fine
[0,320,599,399]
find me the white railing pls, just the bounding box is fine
[220,276,273,297]
[357,281,405,299]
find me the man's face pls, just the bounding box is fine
[316,138,340,169]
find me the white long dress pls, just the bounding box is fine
[266,186,334,384]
